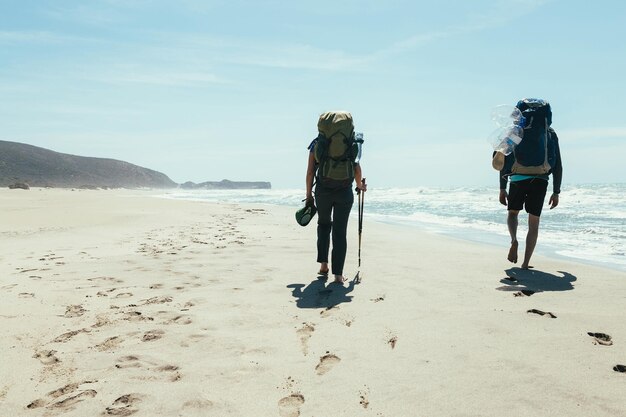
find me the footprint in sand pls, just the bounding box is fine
[182,399,214,411]
[63,304,86,318]
[142,295,173,305]
[27,381,98,410]
[614,364,626,373]
[180,333,209,348]
[114,355,181,382]
[104,393,143,416]
[166,314,193,325]
[123,310,154,322]
[296,323,315,356]
[142,330,165,342]
[33,350,60,365]
[115,292,134,299]
[588,332,613,346]
[115,356,142,369]
[88,276,124,284]
[514,290,535,297]
[359,386,370,409]
[278,394,305,417]
[92,314,113,328]
[48,391,98,410]
[94,336,123,351]
[52,328,90,343]
[1,284,18,290]
[387,336,398,349]
[527,309,557,318]
[19,292,35,298]
[315,353,341,375]
[47,380,97,399]
[97,288,118,297]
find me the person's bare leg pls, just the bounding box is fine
[521,214,540,269]
[507,210,519,263]
[319,262,329,275]
[333,274,345,284]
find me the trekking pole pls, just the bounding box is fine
[357,178,365,268]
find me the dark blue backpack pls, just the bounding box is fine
[512,98,556,175]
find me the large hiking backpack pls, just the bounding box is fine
[512,98,556,175]
[314,111,363,189]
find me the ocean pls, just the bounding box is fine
[158,184,626,273]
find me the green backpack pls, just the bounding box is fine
[313,111,363,189]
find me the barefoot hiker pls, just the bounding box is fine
[306,111,366,283]
[495,99,562,269]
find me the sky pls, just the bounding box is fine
[1,0,625,189]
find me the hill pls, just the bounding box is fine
[0,140,177,188]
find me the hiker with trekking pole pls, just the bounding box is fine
[304,111,366,284]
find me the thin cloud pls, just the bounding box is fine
[0,30,75,44]
[44,4,128,26]
[559,127,626,141]
[114,31,366,73]
[227,43,366,71]
[185,0,554,71]
[373,0,552,59]
[90,70,228,87]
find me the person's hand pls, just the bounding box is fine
[549,193,559,209]
[499,189,508,206]
[357,182,367,192]
[305,194,314,206]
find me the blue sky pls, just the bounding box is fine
[1,0,625,188]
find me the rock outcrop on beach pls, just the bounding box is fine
[0,140,177,189]
[180,180,271,190]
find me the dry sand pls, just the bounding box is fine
[1,188,625,417]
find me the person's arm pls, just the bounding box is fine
[497,152,512,206]
[354,163,367,192]
[305,152,316,202]
[549,131,563,209]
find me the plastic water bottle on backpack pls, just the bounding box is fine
[489,105,526,155]
[489,105,526,170]
[354,132,364,163]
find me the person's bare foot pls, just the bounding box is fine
[318,262,329,276]
[333,275,345,284]
[520,264,534,270]
[508,240,518,263]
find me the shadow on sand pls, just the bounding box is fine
[496,267,577,294]
[286,275,360,309]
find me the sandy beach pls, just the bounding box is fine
[1,188,625,417]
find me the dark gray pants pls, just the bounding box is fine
[315,185,354,275]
